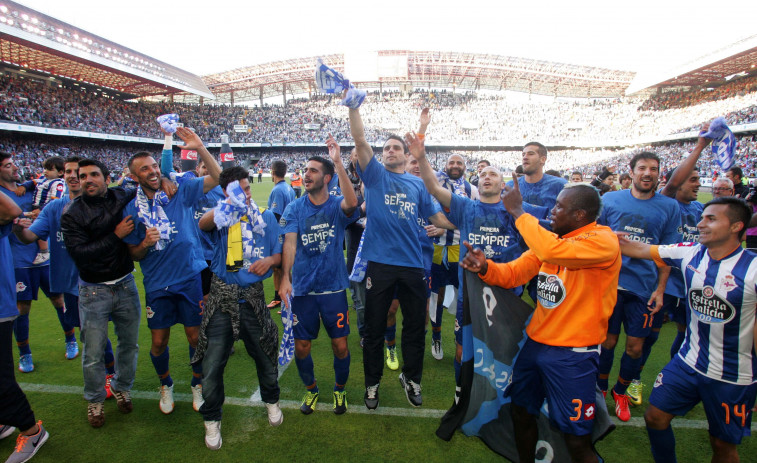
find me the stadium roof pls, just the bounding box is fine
[625,34,757,95]
[0,0,212,99]
[201,51,637,103]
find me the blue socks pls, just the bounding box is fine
[384,324,396,345]
[334,352,350,391]
[598,345,614,391]
[615,353,642,395]
[647,426,676,463]
[104,339,115,375]
[150,347,173,387]
[53,305,76,342]
[295,354,318,393]
[13,314,31,356]
[636,329,660,381]
[189,345,202,387]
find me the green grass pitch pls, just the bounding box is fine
[3,181,755,462]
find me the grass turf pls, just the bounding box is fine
[3,183,755,462]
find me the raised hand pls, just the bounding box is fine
[419,107,431,133]
[175,127,204,151]
[501,173,524,218]
[404,132,426,160]
[325,133,341,164]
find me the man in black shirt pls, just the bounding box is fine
[61,158,141,428]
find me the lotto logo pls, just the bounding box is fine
[366,277,372,290]
[654,372,663,388]
[16,282,27,293]
[145,306,155,319]
[292,314,299,326]
[583,403,595,420]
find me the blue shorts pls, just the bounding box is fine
[607,289,656,338]
[660,294,687,327]
[510,338,600,436]
[144,274,203,330]
[15,266,56,301]
[430,261,459,292]
[650,355,757,444]
[63,292,80,327]
[292,291,350,340]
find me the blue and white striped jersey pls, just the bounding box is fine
[655,243,757,385]
[434,177,476,247]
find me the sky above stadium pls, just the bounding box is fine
[14,0,757,77]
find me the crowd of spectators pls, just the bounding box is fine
[641,74,757,111]
[1,73,757,147]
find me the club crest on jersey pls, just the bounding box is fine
[716,274,737,294]
[536,273,566,309]
[279,217,286,227]
[654,372,663,388]
[688,286,735,324]
[15,282,26,293]
[145,306,155,319]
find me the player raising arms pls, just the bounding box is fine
[122,127,220,414]
[619,197,757,463]
[346,98,451,409]
[279,134,359,415]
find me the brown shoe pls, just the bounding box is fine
[87,402,105,428]
[113,389,133,414]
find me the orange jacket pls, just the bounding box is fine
[291,173,302,187]
[479,214,621,347]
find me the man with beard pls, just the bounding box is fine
[279,136,358,415]
[121,127,220,415]
[13,156,118,397]
[506,142,567,303]
[428,153,478,362]
[626,135,711,407]
[597,152,680,422]
[346,102,451,410]
[60,158,140,427]
[406,133,545,400]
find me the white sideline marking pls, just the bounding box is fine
[18,382,756,429]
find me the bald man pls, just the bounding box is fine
[428,153,478,362]
[406,133,545,400]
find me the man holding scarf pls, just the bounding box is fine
[278,135,359,416]
[122,127,220,415]
[194,166,283,450]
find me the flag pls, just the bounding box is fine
[700,117,736,171]
[436,271,615,462]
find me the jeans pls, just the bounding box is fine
[200,305,280,422]
[79,276,141,403]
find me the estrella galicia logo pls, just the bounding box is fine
[688,286,735,324]
[536,272,566,308]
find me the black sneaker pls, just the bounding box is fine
[399,373,422,407]
[364,384,379,410]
